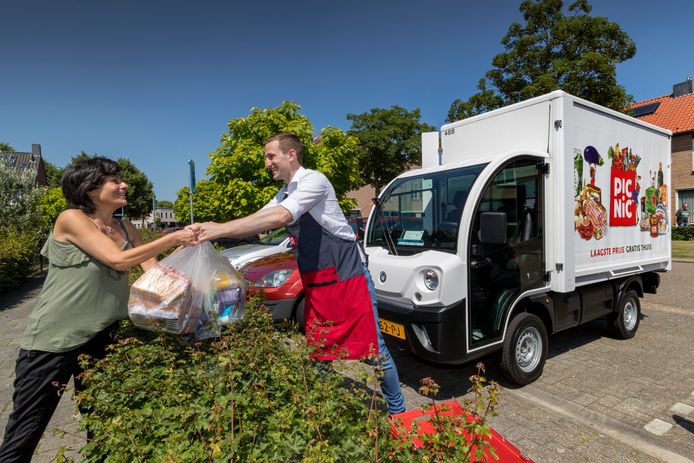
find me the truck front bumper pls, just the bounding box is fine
[377,295,469,364]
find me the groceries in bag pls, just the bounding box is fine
[128,242,246,339]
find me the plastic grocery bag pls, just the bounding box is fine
[128,241,246,340]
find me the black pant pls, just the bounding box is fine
[0,323,118,463]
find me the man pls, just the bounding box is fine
[188,133,405,414]
[675,202,689,227]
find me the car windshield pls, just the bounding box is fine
[367,163,486,255]
[258,228,288,245]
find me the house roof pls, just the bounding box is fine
[0,151,47,186]
[629,92,694,134]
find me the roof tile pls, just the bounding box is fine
[630,92,694,134]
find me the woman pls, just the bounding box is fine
[0,157,196,462]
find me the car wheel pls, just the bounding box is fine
[608,289,640,339]
[293,296,305,332]
[500,312,548,385]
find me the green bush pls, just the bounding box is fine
[672,226,694,241]
[74,299,501,462]
[77,301,392,462]
[0,228,39,292]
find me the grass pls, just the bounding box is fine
[672,240,694,259]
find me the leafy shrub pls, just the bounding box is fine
[0,161,45,237]
[389,368,500,462]
[74,299,502,462]
[38,186,68,230]
[77,300,391,462]
[0,228,39,292]
[672,226,694,241]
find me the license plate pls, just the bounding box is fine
[379,318,406,340]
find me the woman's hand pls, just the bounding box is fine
[173,228,198,246]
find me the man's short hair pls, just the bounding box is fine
[62,156,122,213]
[265,132,304,164]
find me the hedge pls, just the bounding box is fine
[672,226,694,241]
[75,300,500,462]
[0,228,39,293]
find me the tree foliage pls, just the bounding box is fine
[177,101,361,223]
[43,160,65,188]
[38,186,68,229]
[0,161,45,236]
[157,200,174,208]
[117,158,154,221]
[347,106,435,194]
[447,0,636,122]
[0,142,15,152]
[0,161,46,291]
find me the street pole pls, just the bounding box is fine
[188,160,196,224]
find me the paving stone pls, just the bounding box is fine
[644,418,673,436]
[670,402,694,416]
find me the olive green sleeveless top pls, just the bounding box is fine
[21,222,132,353]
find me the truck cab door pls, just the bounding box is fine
[468,158,545,346]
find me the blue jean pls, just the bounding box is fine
[364,265,406,414]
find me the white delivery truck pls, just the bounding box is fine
[365,91,671,384]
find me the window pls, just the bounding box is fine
[367,164,486,255]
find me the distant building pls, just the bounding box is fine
[630,78,694,224]
[0,144,47,186]
[145,207,178,229]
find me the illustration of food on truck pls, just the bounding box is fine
[365,91,671,384]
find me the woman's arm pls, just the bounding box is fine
[54,209,196,271]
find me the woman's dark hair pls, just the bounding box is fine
[62,157,122,213]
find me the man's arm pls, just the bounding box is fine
[189,205,293,242]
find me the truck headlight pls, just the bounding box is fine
[255,269,293,288]
[423,269,439,291]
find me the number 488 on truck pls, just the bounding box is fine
[366,91,671,384]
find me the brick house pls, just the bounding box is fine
[0,144,47,187]
[630,78,694,224]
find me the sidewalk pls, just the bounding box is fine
[0,272,85,462]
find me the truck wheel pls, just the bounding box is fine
[608,289,640,339]
[293,297,305,332]
[500,312,548,385]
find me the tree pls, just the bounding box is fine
[0,160,45,236]
[43,161,65,188]
[178,101,361,223]
[38,186,68,229]
[447,0,636,122]
[347,106,435,195]
[157,200,174,208]
[117,158,154,222]
[0,142,15,152]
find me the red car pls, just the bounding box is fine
[242,250,305,328]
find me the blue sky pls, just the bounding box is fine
[1,0,691,201]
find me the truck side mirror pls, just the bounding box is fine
[480,212,507,244]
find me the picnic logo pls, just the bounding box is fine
[608,144,640,227]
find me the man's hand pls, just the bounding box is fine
[186,222,226,242]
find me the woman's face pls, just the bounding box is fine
[90,175,128,209]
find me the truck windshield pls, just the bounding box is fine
[367,164,486,255]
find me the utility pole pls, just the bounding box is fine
[188,160,196,224]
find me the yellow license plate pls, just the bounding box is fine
[379,318,406,340]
